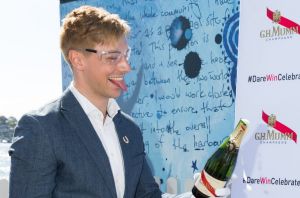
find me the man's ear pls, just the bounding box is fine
[68,49,85,71]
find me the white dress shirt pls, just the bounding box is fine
[70,84,125,198]
[69,84,196,198]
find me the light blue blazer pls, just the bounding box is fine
[9,89,161,198]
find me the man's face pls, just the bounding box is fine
[80,38,131,100]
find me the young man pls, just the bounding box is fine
[9,5,162,198]
[9,5,229,198]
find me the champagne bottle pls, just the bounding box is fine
[192,119,249,198]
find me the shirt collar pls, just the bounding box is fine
[69,82,120,119]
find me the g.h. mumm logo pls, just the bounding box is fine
[260,8,300,40]
[254,111,297,144]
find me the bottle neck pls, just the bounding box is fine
[229,119,248,148]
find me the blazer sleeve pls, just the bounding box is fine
[9,114,57,198]
[135,155,162,198]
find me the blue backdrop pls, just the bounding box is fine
[60,0,240,192]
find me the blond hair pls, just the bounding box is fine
[60,5,130,65]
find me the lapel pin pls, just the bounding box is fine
[123,136,129,144]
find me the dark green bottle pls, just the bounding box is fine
[192,119,249,197]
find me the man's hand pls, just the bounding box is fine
[162,173,231,198]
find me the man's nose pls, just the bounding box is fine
[117,56,131,73]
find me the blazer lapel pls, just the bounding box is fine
[60,90,117,198]
[113,112,135,197]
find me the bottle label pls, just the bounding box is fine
[194,170,226,197]
[230,119,248,148]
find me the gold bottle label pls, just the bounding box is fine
[229,119,249,148]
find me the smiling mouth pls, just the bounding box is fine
[108,76,128,91]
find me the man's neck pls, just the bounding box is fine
[73,82,108,117]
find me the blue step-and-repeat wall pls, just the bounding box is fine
[60,0,240,192]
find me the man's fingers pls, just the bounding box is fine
[215,187,231,197]
[193,173,200,181]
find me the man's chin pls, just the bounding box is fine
[110,90,122,99]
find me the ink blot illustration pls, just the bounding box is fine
[169,16,192,50]
[184,51,202,79]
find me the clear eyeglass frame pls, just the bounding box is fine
[83,47,131,65]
